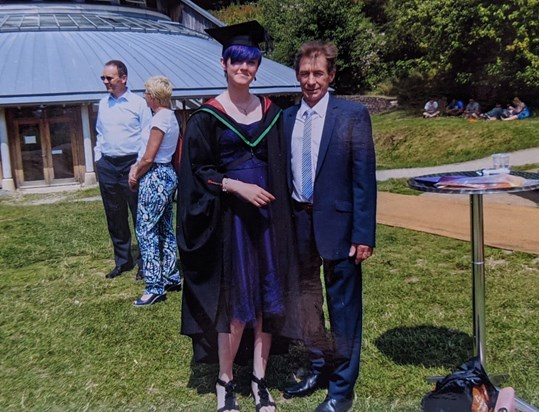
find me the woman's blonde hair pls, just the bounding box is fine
[144,76,173,107]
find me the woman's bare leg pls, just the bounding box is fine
[216,319,245,411]
[252,315,276,412]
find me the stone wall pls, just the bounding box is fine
[335,95,398,114]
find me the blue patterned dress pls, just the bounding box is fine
[137,163,180,295]
[136,108,181,295]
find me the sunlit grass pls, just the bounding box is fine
[372,112,539,169]
[1,193,538,411]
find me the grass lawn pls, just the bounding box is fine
[373,112,539,170]
[1,188,538,411]
[1,111,538,410]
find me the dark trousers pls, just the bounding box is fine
[293,204,363,400]
[96,154,139,268]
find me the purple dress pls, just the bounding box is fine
[218,121,284,328]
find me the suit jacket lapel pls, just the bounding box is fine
[316,95,337,177]
[284,105,299,145]
[284,104,300,191]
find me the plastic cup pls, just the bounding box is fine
[492,153,502,169]
[499,153,510,169]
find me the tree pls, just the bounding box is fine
[258,0,386,94]
[382,0,539,106]
[190,0,252,10]
[212,0,539,105]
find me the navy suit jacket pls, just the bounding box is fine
[284,94,377,260]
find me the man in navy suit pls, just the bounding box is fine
[282,41,377,412]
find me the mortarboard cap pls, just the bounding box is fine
[205,20,271,53]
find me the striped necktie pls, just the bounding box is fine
[302,109,316,201]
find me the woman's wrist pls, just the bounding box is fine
[222,178,234,193]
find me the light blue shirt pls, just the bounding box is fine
[94,89,152,161]
[291,92,330,202]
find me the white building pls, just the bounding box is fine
[0,0,300,190]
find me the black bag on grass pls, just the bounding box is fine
[421,356,498,412]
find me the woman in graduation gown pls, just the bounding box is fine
[177,21,297,412]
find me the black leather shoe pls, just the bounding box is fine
[105,263,134,279]
[133,293,167,306]
[165,282,182,292]
[283,372,325,399]
[314,396,353,412]
[135,267,144,281]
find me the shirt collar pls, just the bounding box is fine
[299,92,330,119]
[108,88,132,102]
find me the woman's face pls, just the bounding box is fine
[221,57,259,87]
[144,90,158,110]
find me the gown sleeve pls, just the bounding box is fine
[176,110,224,362]
[177,111,224,252]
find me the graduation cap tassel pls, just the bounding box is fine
[264,31,273,55]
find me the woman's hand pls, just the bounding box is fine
[224,178,275,207]
[128,164,139,191]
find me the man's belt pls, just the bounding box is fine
[292,200,313,212]
[102,153,138,164]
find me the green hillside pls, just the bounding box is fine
[373,112,539,170]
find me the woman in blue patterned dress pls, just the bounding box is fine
[128,75,181,306]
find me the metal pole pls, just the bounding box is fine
[516,397,539,412]
[472,194,538,412]
[470,193,486,367]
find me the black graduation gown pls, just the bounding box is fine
[176,96,300,364]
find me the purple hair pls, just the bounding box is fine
[223,45,263,65]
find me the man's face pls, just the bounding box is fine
[296,55,335,107]
[101,64,127,97]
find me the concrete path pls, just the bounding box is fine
[376,147,539,255]
[376,147,539,181]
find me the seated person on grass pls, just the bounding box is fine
[502,97,530,121]
[445,98,464,116]
[463,98,481,119]
[481,103,504,120]
[423,99,440,118]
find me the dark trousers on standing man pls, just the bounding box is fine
[96,154,139,269]
[293,203,363,401]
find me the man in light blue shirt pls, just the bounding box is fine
[95,60,151,280]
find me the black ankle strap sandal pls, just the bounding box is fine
[216,378,240,412]
[251,374,277,411]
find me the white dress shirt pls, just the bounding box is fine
[291,92,330,202]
